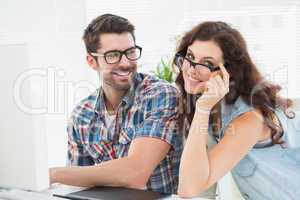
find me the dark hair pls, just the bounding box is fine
[83,13,135,53]
[174,21,294,144]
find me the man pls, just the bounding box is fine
[49,14,183,194]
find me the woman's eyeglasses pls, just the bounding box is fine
[174,53,220,72]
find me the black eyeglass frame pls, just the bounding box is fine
[174,53,220,72]
[91,45,142,64]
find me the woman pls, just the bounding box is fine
[175,21,300,199]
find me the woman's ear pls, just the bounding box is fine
[86,54,99,71]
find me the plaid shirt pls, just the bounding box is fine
[67,73,183,194]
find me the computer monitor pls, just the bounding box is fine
[0,44,49,191]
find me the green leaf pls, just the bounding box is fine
[152,57,174,83]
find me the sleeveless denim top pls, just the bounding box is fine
[211,97,300,200]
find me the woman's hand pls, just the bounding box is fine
[196,64,230,112]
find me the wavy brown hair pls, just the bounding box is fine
[174,21,294,144]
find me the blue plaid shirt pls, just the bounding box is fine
[67,73,183,194]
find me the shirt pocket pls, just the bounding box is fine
[233,156,257,177]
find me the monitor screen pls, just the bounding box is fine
[0,44,49,191]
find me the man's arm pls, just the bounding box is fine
[50,137,170,188]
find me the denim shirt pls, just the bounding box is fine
[212,97,300,200]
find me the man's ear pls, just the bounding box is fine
[86,54,99,71]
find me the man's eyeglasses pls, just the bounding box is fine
[91,45,142,64]
[174,53,220,72]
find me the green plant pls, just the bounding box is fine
[152,58,174,83]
